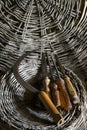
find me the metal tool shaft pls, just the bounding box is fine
[49,43,79,104]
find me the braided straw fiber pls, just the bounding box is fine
[0,0,87,130]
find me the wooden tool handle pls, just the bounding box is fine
[51,83,61,107]
[43,76,51,98]
[38,91,64,125]
[56,78,72,111]
[64,76,79,104]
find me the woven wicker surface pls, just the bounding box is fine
[0,52,86,130]
[0,0,87,130]
[0,0,87,78]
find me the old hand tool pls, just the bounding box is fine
[51,53,72,111]
[49,43,80,104]
[41,52,51,98]
[13,52,64,125]
[46,51,61,108]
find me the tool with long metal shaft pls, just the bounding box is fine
[36,3,50,89]
[51,53,72,111]
[41,52,51,98]
[46,51,61,108]
[37,4,51,99]
[49,43,80,104]
[13,52,64,125]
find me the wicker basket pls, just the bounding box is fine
[0,0,87,130]
[0,50,87,130]
[0,0,87,78]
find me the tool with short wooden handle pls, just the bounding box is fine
[54,55,80,104]
[51,82,61,108]
[41,52,51,98]
[51,54,72,111]
[64,76,79,104]
[46,51,61,108]
[38,9,52,98]
[43,76,51,98]
[38,91,64,125]
[56,78,72,110]
[49,43,79,104]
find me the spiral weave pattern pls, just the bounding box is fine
[0,52,87,130]
[0,0,87,130]
[0,0,87,77]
